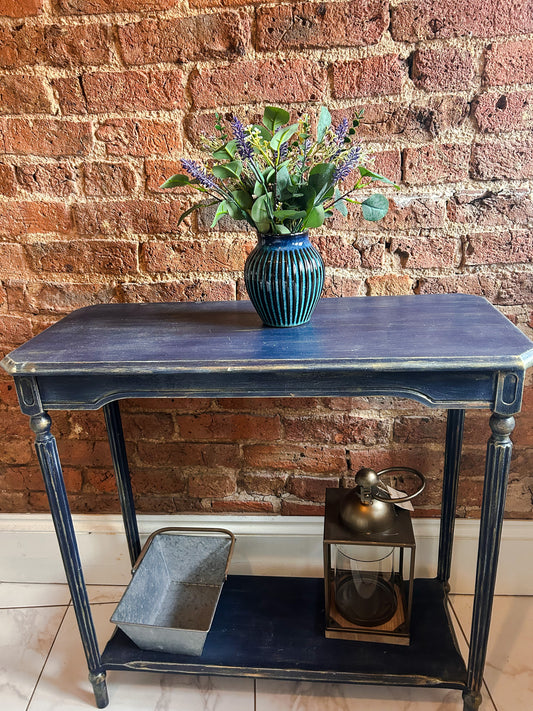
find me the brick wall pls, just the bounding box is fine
[0,0,532,518]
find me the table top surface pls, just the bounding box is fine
[2,295,533,376]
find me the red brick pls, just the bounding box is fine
[121,412,174,440]
[484,40,533,86]
[403,144,471,185]
[391,0,533,41]
[141,239,249,274]
[27,240,138,275]
[137,441,239,469]
[82,162,137,196]
[418,275,487,297]
[73,200,189,235]
[331,96,468,142]
[189,0,261,5]
[470,141,533,180]
[15,162,78,196]
[0,244,28,277]
[482,272,533,305]
[43,22,113,67]
[281,500,324,516]
[81,70,185,113]
[145,159,182,193]
[473,92,533,133]
[243,444,347,474]
[118,12,250,65]
[380,197,447,231]
[447,191,533,227]
[13,282,115,314]
[367,274,414,296]
[51,77,87,115]
[0,0,44,16]
[240,472,287,496]
[176,413,281,442]
[394,416,447,444]
[333,54,404,99]
[189,59,326,109]
[464,232,533,266]
[390,236,458,268]
[96,119,181,157]
[188,472,237,498]
[286,475,339,502]
[118,280,236,303]
[0,162,16,196]
[282,414,390,445]
[0,118,93,156]
[412,47,474,91]
[0,76,53,114]
[322,276,365,298]
[256,0,388,50]
[212,500,275,513]
[1,201,71,236]
[0,315,33,345]
[57,0,180,12]
[314,235,362,269]
[57,440,112,467]
[0,24,41,68]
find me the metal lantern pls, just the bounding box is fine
[323,467,425,646]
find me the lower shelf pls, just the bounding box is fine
[102,575,467,689]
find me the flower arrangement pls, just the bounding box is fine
[161,106,398,235]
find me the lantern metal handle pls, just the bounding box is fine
[371,466,426,504]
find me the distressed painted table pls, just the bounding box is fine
[2,294,533,710]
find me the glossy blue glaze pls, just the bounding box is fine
[244,231,324,327]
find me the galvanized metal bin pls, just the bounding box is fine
[111,527,235,656]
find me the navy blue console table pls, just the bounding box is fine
[2,294,533,710]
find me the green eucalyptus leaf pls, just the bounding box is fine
[212,139,238,160]
[270,124,299,152]
[160,174,190,189]
[253,180,265,197]
[358,166,397,187]
[361,194,389,221]
[212,160,243,181]
[210,200,230,227]
[309,163,335,196]
[273,209,307,220]
[302,204,326,229]
[231,189,253,210]
[251,193,270,224]
[263,106,290,133]
[276,224,291,234]
[276,165,291,195]
[334,186,348,217]
[317,106,332,142]
[251,124,272,142]
[263,167,275,184]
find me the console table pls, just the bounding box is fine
[2,294,533,710]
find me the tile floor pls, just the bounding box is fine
[0,581,531,711]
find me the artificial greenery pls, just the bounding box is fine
[161,106,398,235]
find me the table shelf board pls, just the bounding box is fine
[102,575,467,689]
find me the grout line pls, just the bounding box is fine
[24,605,70,711]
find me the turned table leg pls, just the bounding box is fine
[438,409,465,590]
[31,411,109,709]
[104,401,141,566]
[463,413,515,711]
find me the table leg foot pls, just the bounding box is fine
[462,689,482,711]
[90,671,109,709]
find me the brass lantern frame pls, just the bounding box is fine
[324,487,416,646]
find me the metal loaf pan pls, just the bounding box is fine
[111,527,235,656]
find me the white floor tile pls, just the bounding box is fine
[28,602,255,710]
[452,595,533,711]
[256,679,465,710]
[0,582,70,608]
[0,605,67,711]
[86,585,126,605]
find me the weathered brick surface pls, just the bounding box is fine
[0,0,531,519]
[256,0,389,51]
[412,47,475,91]
[189,59,326,108]
[484,40,533,86]
[473,92,533,133]
[118,12,250,65]
[332,55,404,99]
[391,0,533,41]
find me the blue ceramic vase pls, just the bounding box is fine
[244,231,325,328]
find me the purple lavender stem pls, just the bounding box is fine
[230,116,254,162]
[180,159,219,191]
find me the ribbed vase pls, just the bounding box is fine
[244,231,325,328]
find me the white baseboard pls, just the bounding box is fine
[0,514,531,595]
